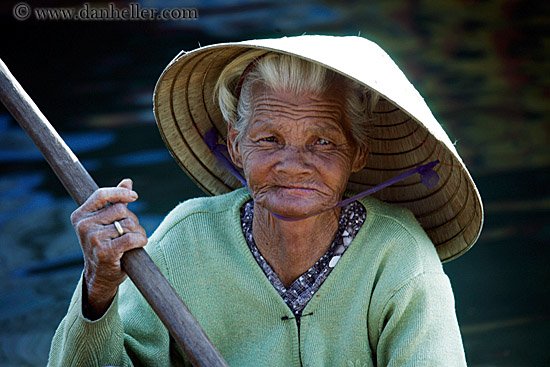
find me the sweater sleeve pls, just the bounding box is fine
[47,241,174,366]
[375,272,467,367]
[47,275,132,367]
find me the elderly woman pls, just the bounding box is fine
[48,36,483,366]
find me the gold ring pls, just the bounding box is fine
[114,220,124,236]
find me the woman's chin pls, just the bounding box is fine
[261,196,333,219]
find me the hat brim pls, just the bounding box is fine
[153,35,483,262]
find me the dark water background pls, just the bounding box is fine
[1,0,549,365]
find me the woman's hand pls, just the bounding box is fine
[70,178,148,320]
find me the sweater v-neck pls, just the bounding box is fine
[227,188,375,321]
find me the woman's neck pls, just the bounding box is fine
[252,203,340,288]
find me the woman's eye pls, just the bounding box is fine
[262,136,277,143]
[316,138,331,145]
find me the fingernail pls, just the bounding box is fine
[130,191,138,199]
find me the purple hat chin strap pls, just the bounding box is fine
[204,128,439,221]
[204,129,248,188]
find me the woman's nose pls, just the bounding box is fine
[273,145,313,176]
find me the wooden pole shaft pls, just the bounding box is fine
[0,58,228,367]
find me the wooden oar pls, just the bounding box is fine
[0,58,228,367]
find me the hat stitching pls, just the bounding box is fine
[425,177,471,232]
[431,196,480,247]
[172,51,231,192]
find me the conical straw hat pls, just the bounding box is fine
[153,35,483,262]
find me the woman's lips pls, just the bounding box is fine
[278,185,317,195]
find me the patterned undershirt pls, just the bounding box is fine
[240,200,366,321]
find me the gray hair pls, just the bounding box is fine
[215,50,378,152]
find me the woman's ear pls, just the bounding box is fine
[226,123,243,168]
[351,145,369,173]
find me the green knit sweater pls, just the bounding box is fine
[48,188,467,366]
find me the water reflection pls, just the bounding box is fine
[0,116,115,163]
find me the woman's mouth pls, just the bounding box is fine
[278,185,317,196]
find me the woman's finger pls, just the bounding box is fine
[110,232,148,257]
[73,203,127,233]
[74,186,137,218]
[117,178,134,191]
[95,202,134,225]
[108,217,146,239]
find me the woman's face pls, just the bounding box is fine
[228,83,367,219]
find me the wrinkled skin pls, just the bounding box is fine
[227,83,368,286]
[71,179,147,319]
[228,84,367,219]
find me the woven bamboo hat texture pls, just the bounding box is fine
[153,35,483,262]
